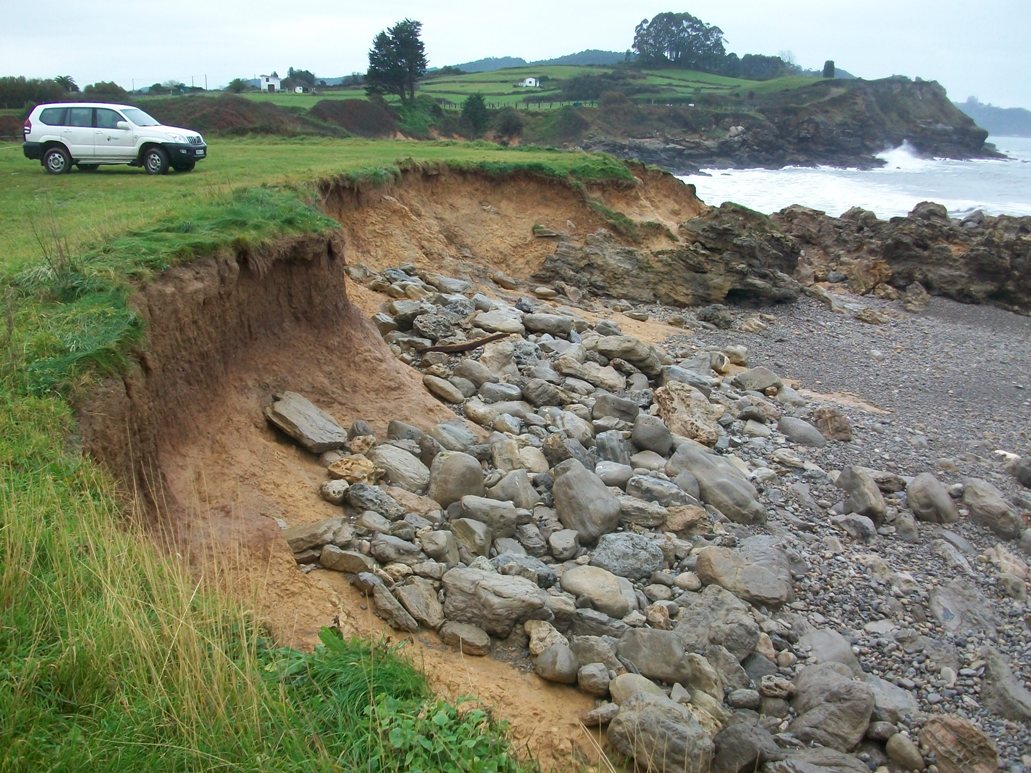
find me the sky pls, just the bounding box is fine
[3,0,1029,108]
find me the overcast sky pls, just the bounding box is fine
[3,0,1028,108]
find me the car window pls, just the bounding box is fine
[122,108,160,127]
[96,108,123,129]
[67,107,93,128]
[39,107,67,126]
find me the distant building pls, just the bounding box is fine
[294,86,308,94]
[519,77,541,88]
[259,72,281,92]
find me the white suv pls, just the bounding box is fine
[22,102,207,175]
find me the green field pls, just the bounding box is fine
[192,64,820,112]
[0,136,638,772]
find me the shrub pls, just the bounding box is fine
[495,108,524,138]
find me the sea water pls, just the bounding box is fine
[681,136,1031,219]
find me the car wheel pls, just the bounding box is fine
[173,161,196,172]
[78,164,99,173]
[43,146,71,175]
[143,147,169,175]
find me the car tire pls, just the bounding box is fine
[43,146,72,175]
[143,147,169,175]
[173,161,196,173]
[77,164,99,173]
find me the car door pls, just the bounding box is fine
[61,106,95,160]
[94,107,136,161]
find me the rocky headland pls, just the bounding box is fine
[580,78,997,173]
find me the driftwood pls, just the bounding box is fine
[416,332,510,354]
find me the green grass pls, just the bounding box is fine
[0,134,643,772]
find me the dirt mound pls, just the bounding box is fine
[309,99,398,137]
[145,95,341,136]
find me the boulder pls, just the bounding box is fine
[983,648,1031,722]
[631,413,674,456]
[395,577,445,630]
[264,391,349,453]
[674,584,761,662]
[595,335,663,377]
[552,459,621,545]
[616,628,693,684]
[439,621,491,656]
[790,663,875,752]
[732,366,782,393]
[667,445,765,524]
[458,495,520,538]
[590,532,666,580]
[609,673,665,705]
[283,516,353,552]
[920,715,998,773]
[427,451,484,507]
[607,693,714,773]
[695,538,792,608]
[835,465,886,523]
[929,580,998,636]
[778,416,828,448]
[367,444,430,494]
[533,643,579,684]
[560,564,638,619]
[907,472,960,523]
[963,478,1022,538]
[442,567,550,637]
[654,381,724,446]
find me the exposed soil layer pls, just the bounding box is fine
[77,166,702,769]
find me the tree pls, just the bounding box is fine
[226,78,250,93]
[823,60,836,79]
[286,67,316,90]
[632,12,725,71]
[83,81,129,99]
[460,93,489,136]
[53,75,78,93]
[366,19,427,104]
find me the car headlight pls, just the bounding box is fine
[167,133,186,143]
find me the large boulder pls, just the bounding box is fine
[907,472,960,523]
[963,478,1022,538]
[367,444,430,494]
[835,466,886,523]
[667,445,765,524]
[264,391,349,453]
[590,532,666,580]
[607,692,714,773]
[552,459,621,545]
[674,584,761,662]
[441,568,551,636]
[790,663,875,752]
[427,451,484,507]
[654,382,725,447]
[561,564,638,619]
[616,628,694,685]
[920,715,999,773]
[695,536,793,607]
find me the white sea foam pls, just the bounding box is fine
[681,136,1031,219]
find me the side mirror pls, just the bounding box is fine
[115,121,130,130]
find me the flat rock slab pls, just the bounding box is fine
[264,391,348,453]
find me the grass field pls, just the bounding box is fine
[0,135,638,772]
[178,64,819,112]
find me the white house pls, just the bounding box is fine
[519,77,541,88]
[259,72,281,92]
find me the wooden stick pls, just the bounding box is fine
[416,332,510,354]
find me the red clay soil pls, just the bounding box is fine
[77,166,709,770]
